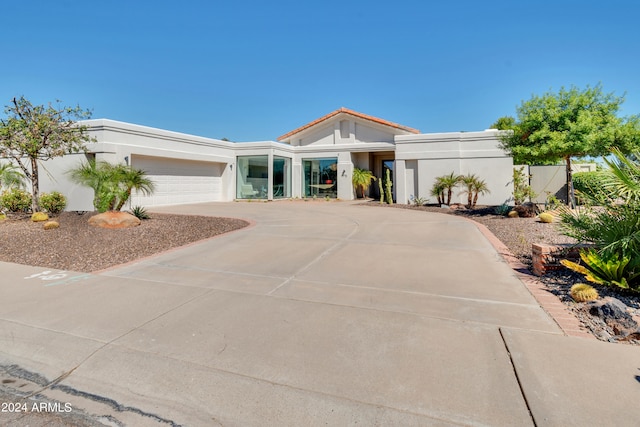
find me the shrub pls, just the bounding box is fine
[39,191,67,214]
[0,188,32,212]
[570,283,599,302]
[129,205,150,220]
[494,204,511,216]
[573,171,607,204]
[512,166,536,205]
[561,250,640,291]
[31,212,49,222]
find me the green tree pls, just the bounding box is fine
[490,116,516,130]
[0,96,94,211]
[497,84,640,207]
[352,168,376,199]
[69,160,155,212]
[0,162,25,189]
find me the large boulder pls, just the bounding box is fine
[586,297,640,340]
[88,211,141,229]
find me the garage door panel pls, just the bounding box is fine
[130,155,224,207]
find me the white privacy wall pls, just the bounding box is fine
[395,130,514,205]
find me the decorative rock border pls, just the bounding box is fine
[532,243,592,276]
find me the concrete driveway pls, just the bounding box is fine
[0,201,639,426]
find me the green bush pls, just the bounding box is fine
[39,191,67,214]
[494,204,511,216]
[572,171,607,204]
[0,188,32,212]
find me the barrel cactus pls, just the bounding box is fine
[538,212,554,223]
[570,283,599,302]
[31,212,49,222]
[43,221,60,230]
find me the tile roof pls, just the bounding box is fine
[277,107,420,141]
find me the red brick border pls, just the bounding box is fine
[465,218,594,339]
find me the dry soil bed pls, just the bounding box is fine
[0,211,249,272]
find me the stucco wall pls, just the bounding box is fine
[395,130,513,206]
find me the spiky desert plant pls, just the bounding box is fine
[570,283,599,302]
[538,212,554,223]
[31,212,49,222]
[43,221,60,230]
[378,176,384,204]
[384,168,393,204]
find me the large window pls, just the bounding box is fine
[237,156,268,199]
[303,158,338,198]
[273,156,291,199]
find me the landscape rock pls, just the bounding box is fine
[43,221,59,230]
[585,297,640,338]
[88,211,141,229]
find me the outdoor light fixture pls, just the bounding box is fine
[342,170,346,177]
[124,156,129,165]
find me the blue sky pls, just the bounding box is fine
[2,0,639,141]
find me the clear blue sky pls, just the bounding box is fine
[2,0,639,141]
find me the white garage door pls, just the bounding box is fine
[130,155,224,207]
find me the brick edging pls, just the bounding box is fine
[462,217,594,339]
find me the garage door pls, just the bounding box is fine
[130,155,224,207]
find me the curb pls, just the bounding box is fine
[466,218,594,339]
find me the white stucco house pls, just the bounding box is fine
[35,108,514,211]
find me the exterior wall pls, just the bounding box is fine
[395,130,513,206]
[518,163,597,204]
[31,119,515,210]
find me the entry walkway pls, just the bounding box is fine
[0,201,638,426]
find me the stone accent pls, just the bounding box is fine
[532,243,591,276]
[88,211,141,229]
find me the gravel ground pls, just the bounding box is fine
[0,211,249,272]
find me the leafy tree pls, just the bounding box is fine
[0,96,94,211]
[0,162,25,189]
[490,116,516,130]
[69,160,154,212]
[352,168,376,199]
[497,84,640,206]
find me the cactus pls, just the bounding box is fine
[508,210,519,218]
[570,283,599,302]
[539,212,554,223]
[31,212,49,222]
[378,177,384,204]
[384,168,393,205]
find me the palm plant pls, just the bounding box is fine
[114,166,155,210]
[459,174,491,209]
[69,160,155,212]
[0,162,25,189]
[352,168,376,199]
[432,172,461,205]
[559,148,640,288]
